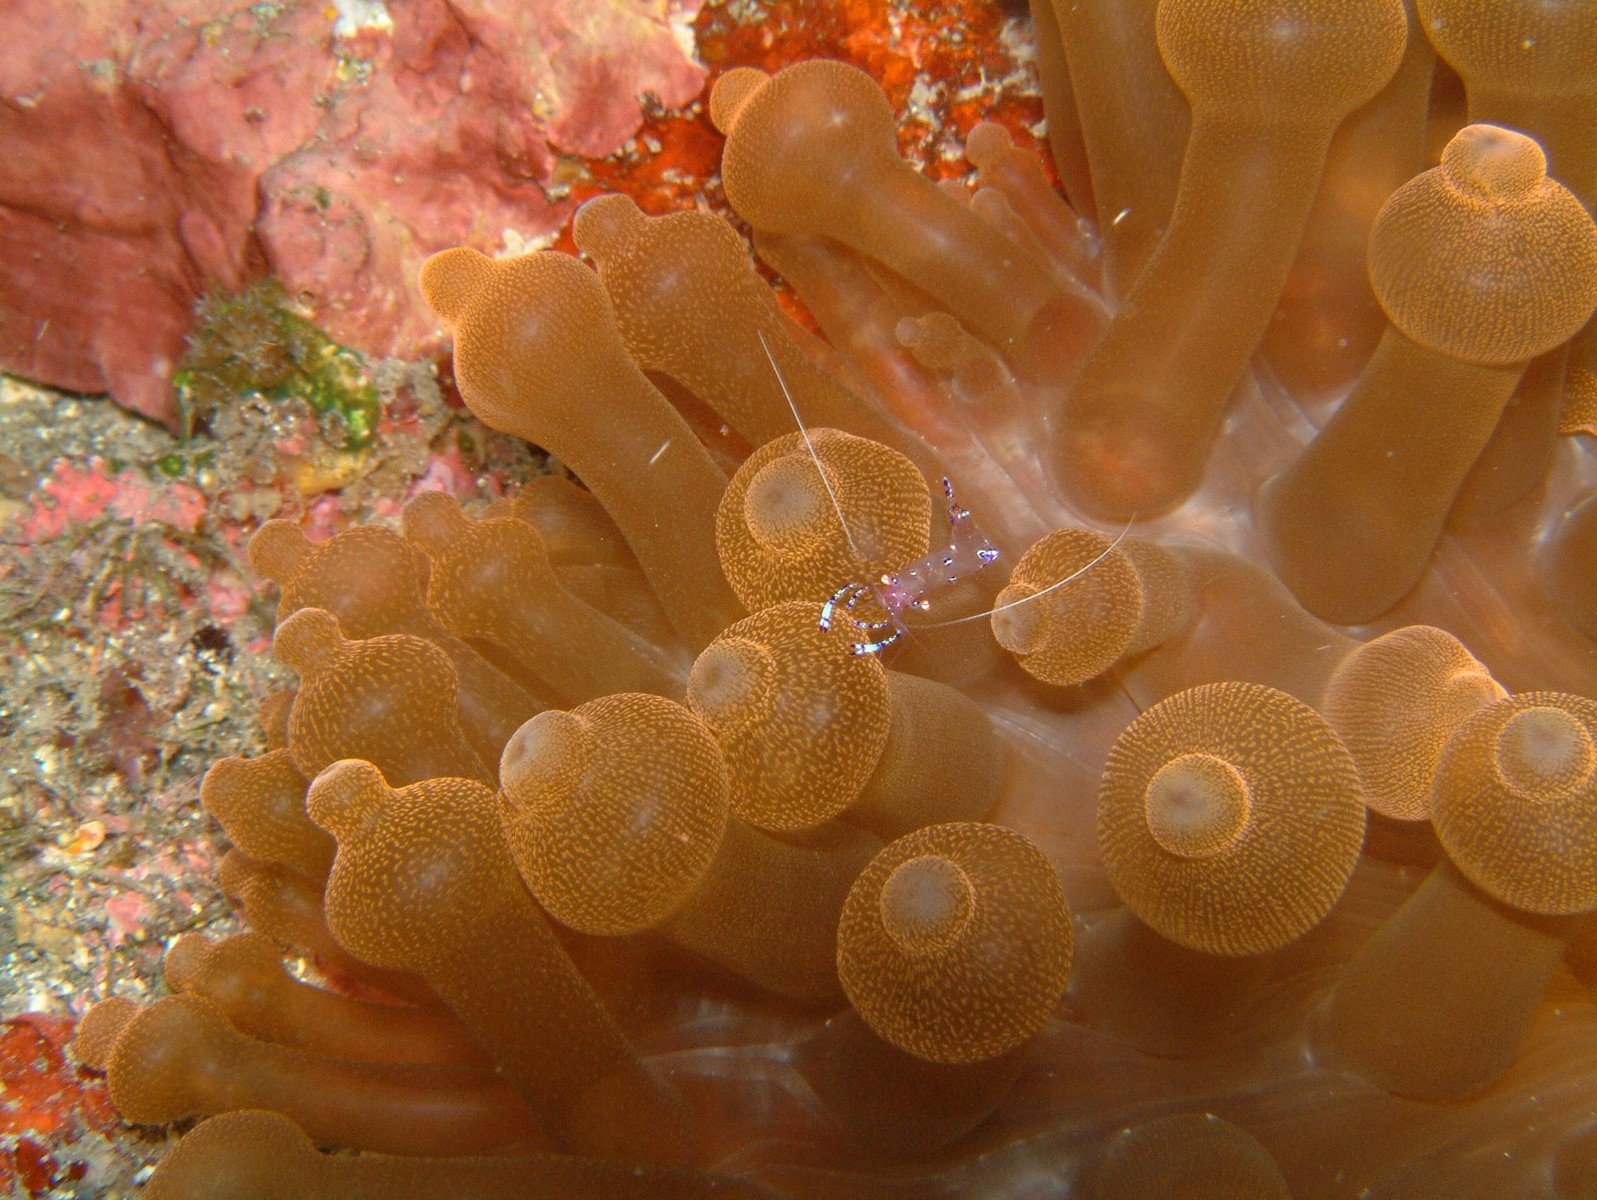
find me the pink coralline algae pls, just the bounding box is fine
[19,460,205,542]
[0,0,705,428]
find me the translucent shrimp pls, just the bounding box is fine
[758,330,1130,657]
[819,478,1001,655]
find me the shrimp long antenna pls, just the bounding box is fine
[914,518,1139,630]
[756,328,866,563]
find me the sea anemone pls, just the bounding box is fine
[78,3,1597,1196]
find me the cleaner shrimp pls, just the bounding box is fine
[757,331,1132,657]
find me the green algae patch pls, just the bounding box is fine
[174,278,381,451]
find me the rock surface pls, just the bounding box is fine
[0,0,705,427]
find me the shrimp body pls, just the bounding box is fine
[822,477,1001,656]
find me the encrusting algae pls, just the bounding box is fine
[174,279,381,452]
[68,1,1597,1196]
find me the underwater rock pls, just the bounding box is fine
[0,0,704,427]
